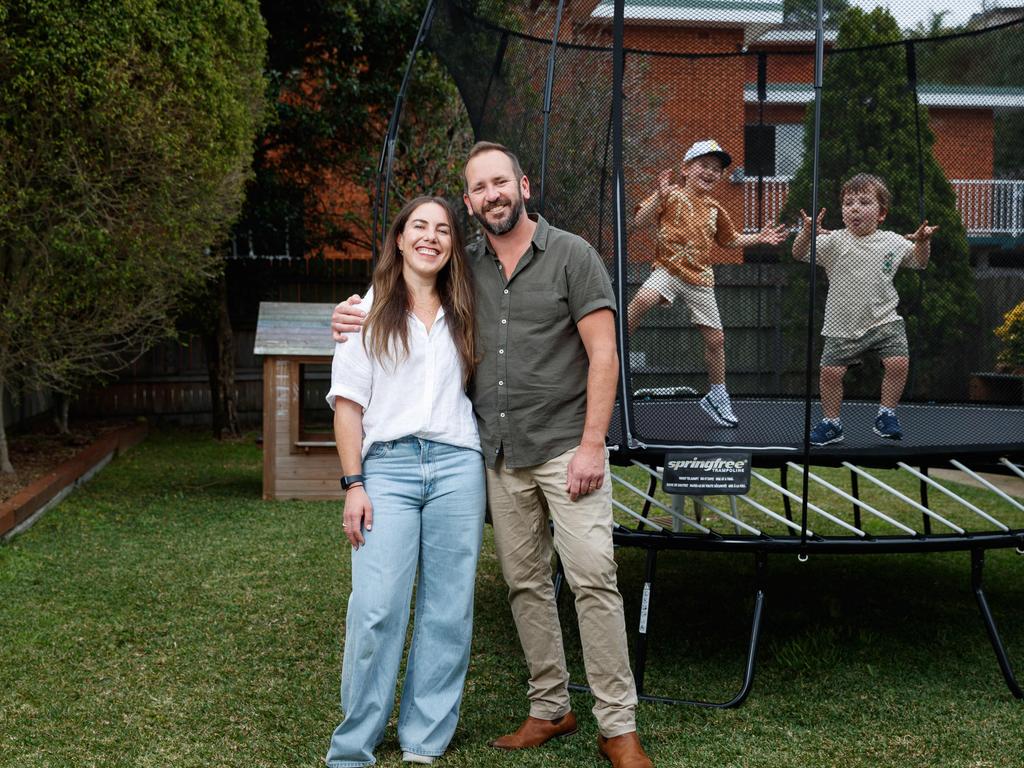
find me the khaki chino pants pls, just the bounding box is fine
[487,446,638,737]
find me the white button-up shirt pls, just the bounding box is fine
[326,292,480,459]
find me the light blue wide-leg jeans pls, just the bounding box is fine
[325,437,485,767]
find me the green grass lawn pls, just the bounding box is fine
[1,429,1023,767]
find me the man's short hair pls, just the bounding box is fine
[465,141,525,191]
[842,173,891,211]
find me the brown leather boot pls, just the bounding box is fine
[598,731,653,768]
[489,711,578,750]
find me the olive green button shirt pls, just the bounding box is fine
[469,214,617,469]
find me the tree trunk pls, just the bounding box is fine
[217,276,240,438]
[204,275,240,440]
[53,392,70,435]
[0,377,15,474]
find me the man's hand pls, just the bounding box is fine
[342,486,373,549]
[566,442,606,502]
[331,294,366,343]
[905,220,939,242]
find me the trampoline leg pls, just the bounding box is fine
[635,551,767,708]
[971,549,1023,699]
[634,547,658,696]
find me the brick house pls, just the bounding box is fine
[580,0,1024,249]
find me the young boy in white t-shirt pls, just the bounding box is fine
[629,140,788,427]
[792,173,937,445]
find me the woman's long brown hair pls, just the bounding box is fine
[363,196,476,386]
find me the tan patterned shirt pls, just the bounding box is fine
[648,187,739,287]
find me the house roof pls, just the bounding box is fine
[744,82,1024,109]
[748,28,838,45]
[254,302,336,357]
[590,0,784,26]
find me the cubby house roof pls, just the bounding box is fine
[254,302,336,357]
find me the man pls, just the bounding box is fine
[332,142,652,768]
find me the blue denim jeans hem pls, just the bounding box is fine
[325,437,485,767]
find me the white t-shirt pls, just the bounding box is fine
[325,291,481,459]
[803,228,918,339]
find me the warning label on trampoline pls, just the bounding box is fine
[663,451,752,495]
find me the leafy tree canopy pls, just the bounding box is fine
[0,0,266,469]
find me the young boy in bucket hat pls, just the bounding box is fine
[628,139,788,427]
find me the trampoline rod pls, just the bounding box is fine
[692,497,762,536]
[897,462,1009,532]
[798,0,828,548]
[537,0,566,216]
[786,462,916,535]
[1000,458,1024,482]
[949,460,1024,515]
[738,494,813,537]
[752,470,865,537]
[612,498,667,532]
[842,462,964,534]
[611,471,710,533]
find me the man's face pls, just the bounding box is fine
[683,155,725,193]
[841,189,886,236]
[463,150,530,236]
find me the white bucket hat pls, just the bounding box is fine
[683,139,732,168]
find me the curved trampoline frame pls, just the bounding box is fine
[378,0,1024,705]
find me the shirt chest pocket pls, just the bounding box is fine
[511,288,567,324]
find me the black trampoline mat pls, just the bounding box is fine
[609,398,1024,465]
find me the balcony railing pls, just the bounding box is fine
[743,177,1024,238]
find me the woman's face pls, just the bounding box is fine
[397,202,453,282]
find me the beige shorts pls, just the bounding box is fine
[821,319,909,367]
[640,267,722,329]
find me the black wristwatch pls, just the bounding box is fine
[340,474,365,491]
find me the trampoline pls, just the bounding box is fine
[374,0,1024,706]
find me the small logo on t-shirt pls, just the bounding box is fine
[882,253,895,274]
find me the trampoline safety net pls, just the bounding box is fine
[377,0,1024,467]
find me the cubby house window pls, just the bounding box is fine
[296,362,334,450]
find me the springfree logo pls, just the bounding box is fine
[663,450,752,495]
[667,457,748,472]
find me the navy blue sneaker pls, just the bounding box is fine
[873,411,903,440]
[809,419,844,446]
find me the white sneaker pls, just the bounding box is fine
[700,392,739,427]
[402,752,434,764]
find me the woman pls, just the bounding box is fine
[324,196,484,767]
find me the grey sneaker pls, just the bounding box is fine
[700,393,739,427]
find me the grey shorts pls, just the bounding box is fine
[821,319,909,368]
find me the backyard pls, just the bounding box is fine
[1,428,1023,767]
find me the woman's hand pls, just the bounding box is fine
[342,486,373,549]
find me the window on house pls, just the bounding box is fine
[745,123,806,178]
[744,124,776,177]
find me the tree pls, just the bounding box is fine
[783,0,851,27]
[0,0,267,471]
[783,7,979,399]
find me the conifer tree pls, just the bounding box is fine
[785,7,978,399]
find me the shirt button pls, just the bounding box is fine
[503,289,509,294]
[500,412,506,418]
[501,319,507,325]
[498,349,504,354]
[498,380,504,386]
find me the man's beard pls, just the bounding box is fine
[474,194,524,236]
